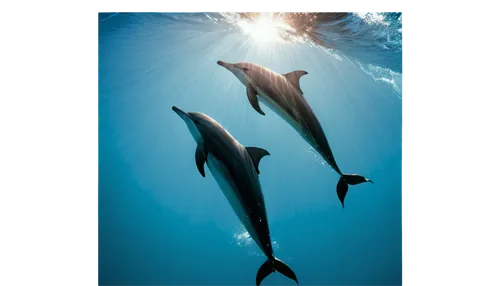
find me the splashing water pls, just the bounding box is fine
[233,227,280,251]
[354,12,390,26]
[233,229,253,247]
[307,146,329,166]
[359,63,402,98]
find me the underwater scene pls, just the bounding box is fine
[99,12,402,286]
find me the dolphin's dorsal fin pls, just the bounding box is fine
[245,147,270,175]
[195,142,207,177]
[283,70,308,94]
[247,84,265,115]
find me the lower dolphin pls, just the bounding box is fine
[172,106,298,286]
[217,61,373,208]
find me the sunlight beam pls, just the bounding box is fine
[236,13,295,46]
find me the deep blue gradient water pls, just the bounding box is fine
[99,12,402,286]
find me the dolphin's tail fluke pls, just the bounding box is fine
[336,174,373,208]
[256,257,298,286]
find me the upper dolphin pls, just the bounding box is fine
[217,61,373,208]
[172,106,298,286]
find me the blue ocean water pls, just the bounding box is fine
[99,12,402,286]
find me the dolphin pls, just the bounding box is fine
[172,106,298,286]
[217,61,373,208]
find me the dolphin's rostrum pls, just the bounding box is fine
[217,61,373,208]
[172,106,298,286]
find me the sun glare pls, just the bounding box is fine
[237,13,294,45]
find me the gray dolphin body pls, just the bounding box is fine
[172,106,298,286]
[217,61,373,208]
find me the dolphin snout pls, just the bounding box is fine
[172,106,190,120]
[217,60,231,69]
[172,105,183,114]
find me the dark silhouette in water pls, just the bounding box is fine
[172,106,299,285]
[217,61,373,208]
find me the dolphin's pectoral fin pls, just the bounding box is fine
[283,70,308,94]
[195,143,207,177]
[245,147,270,175]
[247,85,265,115]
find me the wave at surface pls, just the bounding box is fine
[99,12,402,97]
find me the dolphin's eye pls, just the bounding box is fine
[242,67,249,72]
